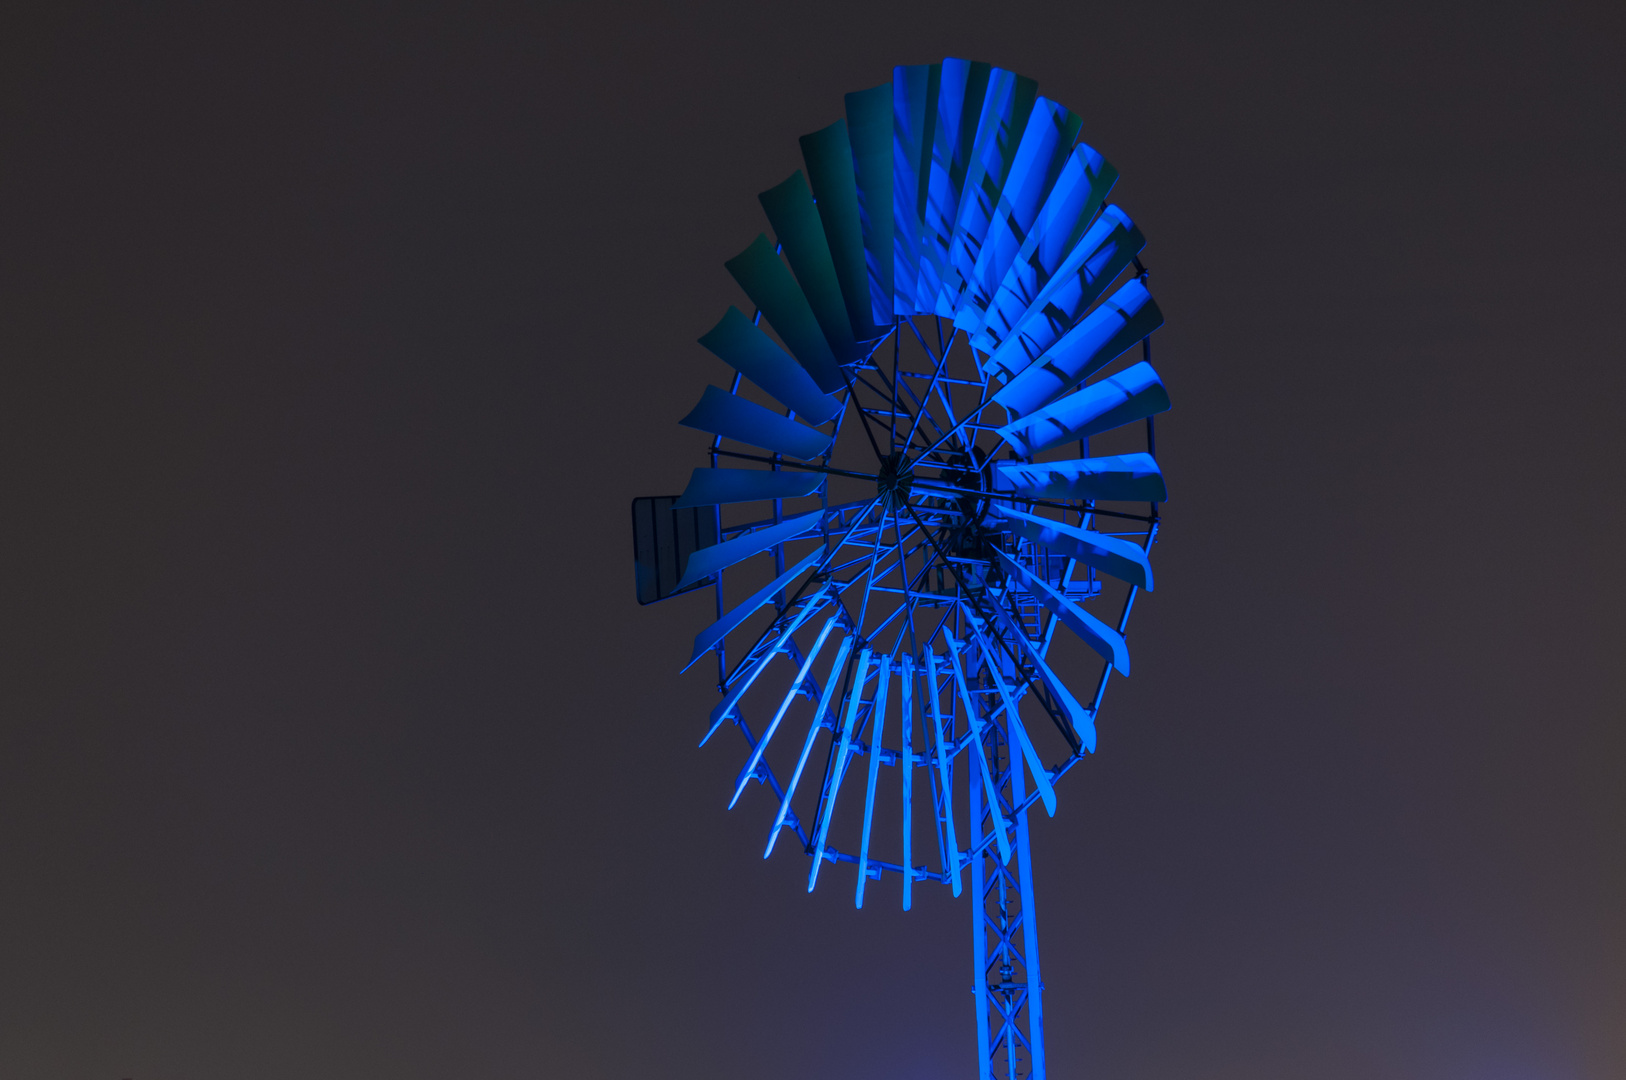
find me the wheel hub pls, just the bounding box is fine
[876,451,914,513]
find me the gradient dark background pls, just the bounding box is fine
[2,3,1622,1078]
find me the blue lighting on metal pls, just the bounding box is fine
[632,57,1170,1080]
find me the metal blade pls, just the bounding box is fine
[845,83,894,331]
[674,467,823,509]
[759,172,860,365]
[943,629,1012,865]
[995,548,1130,674]
[957,97,1080,323]
[982,205,1145,379]
[678,384,833,461]
[699,583,833,745]
[995,359,1169,455]
[891,64,934,316]
[810,645,874,890]
[996,453,1166,504]
[699,306,843,424]
[801,119,883,342]
[726,234,844,395]
[957,142,1116,340]
[942,68,1038,312]
[924,649,962,896]
[730,613,841,808]
[992,504,1154,590]
[991,278,1164,418]
[977,580,1097,753]
[855,654,891,908]
[766,633,854,858]
[966,617,1057,816]
[677,509,824,592]
[684,547,824,673]
[918,58,991,317]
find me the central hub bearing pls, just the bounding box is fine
[876,451,914,513]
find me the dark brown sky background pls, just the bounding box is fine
[1,3,1622,1078]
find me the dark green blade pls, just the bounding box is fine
[679,385,834,461]
[845,83,894,331]
[892,63,934,316]
[800,120,882,342]
[699,306,843,424]
[726,234,844,396]
[759,171,859,366]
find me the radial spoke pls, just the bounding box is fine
[902,322,955,451]
[712,447,880,483]
[855,507,894,633]
[838,362,889,463]
[892,367,950,449]
[890,325,900,452]
[894,510,920,661]
[907,479,1157,523]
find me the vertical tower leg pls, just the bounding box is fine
[970,696,1046,1080]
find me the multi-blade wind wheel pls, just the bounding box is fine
[631,58,1170,1080]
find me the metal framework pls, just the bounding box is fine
[631,58,1171,1080]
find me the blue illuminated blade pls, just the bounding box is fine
[981,205,1146,377]
[923,649,962,896]
[855,655,891,908]
[726,234,844,395]
[891,65,932,316]
[994,549,1129,674]
[766,633,854,858]
[699,306,843,424]
[943,630,1012,864]
[977,589,1097,753]
[996,360,1169,456]
[701,583,833,744]
[800,120,883,342]
[730,613,841,809]
[759,172,859,364]
[918,58,991,317]
[965,616,1056,816]
[997,453,1166,504]
[957,143,1116,339]
[674,467,824,509]
[845,84,894,331]
[941,68,1038,312]
[899,653,915,911]
[992,504,1153,590]
[677,509,825,591]
[811,645,874,890]
[991,279,1164,417]
[957,97,1080,321]
[685,547,824,673]
[679,385,833,461]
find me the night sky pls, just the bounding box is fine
[2,4,1622,1078]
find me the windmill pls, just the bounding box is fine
[631,58,1169,1080]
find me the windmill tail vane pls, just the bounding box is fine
[631,57,1171,1080]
